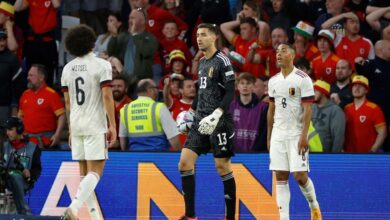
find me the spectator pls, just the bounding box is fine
[0,1,23,55]
[112,75,132,149]
[315,0,345,33]
[365,5,390,33]
[236,0,271,45]
[355,39,390,151]
[259,75,270,102]
[159,0,186,21]
[312,80,345,152]
[267,0,292,36]
[163,76,196,147]
[221,17,262,76]
[344,75,387,152]
[107,56,124,78]
[160,73,183,100]
[330,59,353,109]
[167,50,189,76]
[322,12,375,69]
[295,57,314,79]
[1,117,41,215]
[365,1,390,34]
[383,25,390,40]
[130,0,188,42]
[183,0,232,49]
[311,29,340,84]
[253,77,265,100]
[0,29,19,125]
[119,79,180,151]
[229,72,268,152]
[108,8,158,82]
[160,21,192,74]
[292,21,320,62]
[247,27,288,77]
[14,0,61,87]
[18,64,66,149]
[158,50,192,93]
[94,11,124,58]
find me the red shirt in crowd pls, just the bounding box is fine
[344,100,386,152]
[19,84,64,133]
[146,5,188,42]
[336,36,374,70]
[27,0,57,34]
[170,98,192,147]
[295,42,320,62]
[256,49,279,77]
[160,38,192,72]
[231,35,265,77]
[311,53,340,84]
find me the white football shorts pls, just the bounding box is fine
[71,134,108,160]
[269,135,310,172]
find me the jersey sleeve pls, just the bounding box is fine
[100,61,113,87]
[301,77,315,103]
[268,78,275,102]
[61,66,69,93]
[218,55,235,84]
[51,92,65,117]
[373,106,386,128]
[159,104,179,139]
[18,92,26,116]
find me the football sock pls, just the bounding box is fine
[221,172,236,220]
[69,172,100,215]
[299,178,319,209]
[276,180,290,220]
[78,176,100,219]
[180,169,195,217]
[85,194,100,220]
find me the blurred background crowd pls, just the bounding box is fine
[0,0,389,153]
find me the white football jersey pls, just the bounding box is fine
[61,52,112,135]
[268,67,314,139]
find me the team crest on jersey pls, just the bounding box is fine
[148,19,155,27]
[37,98,44,105]
[360,48,365,55]
[289,87,295,96]
[208,67,214,77]
[326,67,332,75]
[44,1,51,8]
[359,115,366,123]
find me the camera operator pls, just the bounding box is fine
[0,117,41,215]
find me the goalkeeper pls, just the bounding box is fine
[177,23,236,220]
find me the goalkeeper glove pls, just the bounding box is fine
[198,108,223,135]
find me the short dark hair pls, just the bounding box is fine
[294,57,311,71]
[240,17,258,30]
[113,75,128,87]
[179,77,193,89]
[243,0,261,17]
[65,24,96,57]
[31,64,47,79]
[108,11,123,23]
[197,23,220,36]
[237,72,256,84]
[260,75,270,82]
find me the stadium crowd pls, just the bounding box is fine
[0,0,389,153]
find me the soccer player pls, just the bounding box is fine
[61,25,116,220]
[177,23,236,220]
[267,44,322,220]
